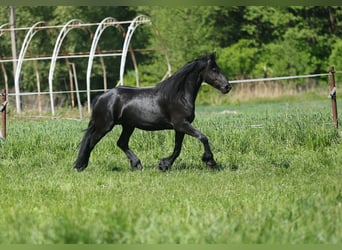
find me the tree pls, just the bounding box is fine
[135,7,223,67]
[285,6,341,73]
[218,39,259,79]
[254,40,318,81]
[242,7,298,45]
[329,40,342,83]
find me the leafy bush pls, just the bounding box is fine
[218,39,259,79]
[329,40,342,83]
[254,40,318,80]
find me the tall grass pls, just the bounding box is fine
[0,100,341,243]
[197,82,329,106]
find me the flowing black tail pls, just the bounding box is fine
[74,119,96,171]
[73,91,116,171]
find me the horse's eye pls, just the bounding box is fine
[212,68,218,73]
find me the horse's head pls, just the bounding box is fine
[203,53,231,94]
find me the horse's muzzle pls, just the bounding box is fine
[220,83,232,94]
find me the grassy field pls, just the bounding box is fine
[0,99,341,243]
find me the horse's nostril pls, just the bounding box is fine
[221,84,231,93]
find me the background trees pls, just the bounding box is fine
[0,6,341,94]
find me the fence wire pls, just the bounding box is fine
[6,71,337,97]
[2,71,340,131]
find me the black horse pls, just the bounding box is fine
[74,53,231,171]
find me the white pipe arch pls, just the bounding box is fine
[14,21,45,113]
[86,17,125,113]
[0,23,10,37]
[119,15,171,86]
[0,23,10,97]
[1,16,171,115]
[119,15,151,86]
[86,15,171,113]
[48,19,85,116]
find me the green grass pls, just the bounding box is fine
[0,99,341,243]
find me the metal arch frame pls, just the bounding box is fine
[1,16,171,115]
[119,15,171,86]
[86,17,125,113]
[0,23,10,37]
[0,23,10,97]
[48,19,84,116]
[119,15,151,86]
[14,21,45,113]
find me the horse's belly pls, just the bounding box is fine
[120,104,172,131]
[126,116,172,131]
[137,122,173,131]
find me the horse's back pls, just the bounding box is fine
[93,86,171,130]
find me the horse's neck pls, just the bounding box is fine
[182,71,203,104]
[158,63,204,104]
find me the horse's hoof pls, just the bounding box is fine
[132,162,143,171]
[206,159,217,167]
[206,160,222,171]
[74,165,86,172]
[158,160,170,172]
[158,165,169,172]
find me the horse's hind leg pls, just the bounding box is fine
[74,116,114,171]
[117,125,143,170]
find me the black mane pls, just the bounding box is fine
[155,55,209,96]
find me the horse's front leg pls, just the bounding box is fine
[175,122,217,168]
[158,131,185,171]
[117,126,143,170]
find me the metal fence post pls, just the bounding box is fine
[69,63,83,120]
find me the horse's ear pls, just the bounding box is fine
[207,52,216,65]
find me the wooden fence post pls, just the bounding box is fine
[329,66,338,128]
[1,89,7,140]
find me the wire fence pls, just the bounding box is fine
[6,71,338,98]
[229,72,331,84]
[0,69,340,141]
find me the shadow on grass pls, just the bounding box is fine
[108,166,123,172]
[104,161,240,173]
[171,162,236,172]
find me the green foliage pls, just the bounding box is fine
[254,40,317,79]
[242,7,298,44]
[135,6,222,75]
[329,40,342,69]
[329,40,342,83]
[218,39,259,79]
[0,100,341,243]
